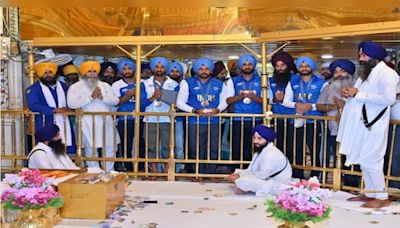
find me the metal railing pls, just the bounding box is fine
[1,109,399,192]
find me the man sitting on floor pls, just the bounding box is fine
[226,125,292,196]
[27,124,79,170]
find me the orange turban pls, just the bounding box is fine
[79,61,101,76]
[63,64,79,75]
[227,60,237,70]
[34,62,58,77]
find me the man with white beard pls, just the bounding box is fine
[67,61,120,171]
[316,59,355,168]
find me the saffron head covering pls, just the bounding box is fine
[295,56,317,71]
[227,60,237,71]
[35,124,59,142]
[271,52,295,72]
[359,41,387,61]
[329,59,356,75]
[35,62,58,77]
[149,57,169,71]
[167,62,184,76]
[79,61,101,76]
[252,125,276,142]
[117,59,136,75]
[63,64,79,75]
[193,58,214,73]
[238,54,257,69]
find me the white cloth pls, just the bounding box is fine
[28,142,79,170]
[390,77,400,120]
[361,161,388,200]
[337,61,398,168]
[67,80,120,148]
[39,81,72,146]
[176,79,231,113]
[143,76,179,123]
[234,142,292,196]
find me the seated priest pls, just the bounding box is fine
[226,125,292,196]
[27,124,79,170]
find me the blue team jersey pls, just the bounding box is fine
[231,74,262,121]
[111,79,139,121]
[186,77,223,124]
[290,74,325,122]
[269,76,296,115]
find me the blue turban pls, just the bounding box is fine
[150,57,169,71]
[252,125,276,142]
[35,124,59,143]
[295,56,317,71]
[238,54,257,69]
[329,59,356,75]
[167,62,184,76]
[193,58,214,73]
[117,59,136,75]
[359,41,387,61]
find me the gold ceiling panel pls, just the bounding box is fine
[20,7,400,39]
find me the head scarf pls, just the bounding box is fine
[35,62,58,77]
[35,124,59,142]
[63,64,79,75]
[329,59,356,75]
[79,61,101,76]
[149,57,169,71]
[252,125,276,142]
[117,59,136,75]
[320,62,331,69]
[167,62,184,76]
[295,56,317,71]
[238,54,257,69]
[193,58,214,73]
[271,52,295,72]
[359,41,387,61]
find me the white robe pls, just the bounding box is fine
[234,142,292,196]
[39,81,72,146]
[67,80,120,148]
[28,142,79,170]
[337,61,398,168]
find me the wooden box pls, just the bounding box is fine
[58,173,125,219]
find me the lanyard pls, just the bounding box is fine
[242,77,253,91]
[153,77,166,90]
[196,78,211,102]
[299,76,315,103]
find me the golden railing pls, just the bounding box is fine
[1,109,399,192]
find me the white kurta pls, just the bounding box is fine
[234,142,292,196]
[337,62,398,168]
[67,80,120,148]
[28,142,79,170]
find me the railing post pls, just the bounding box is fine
[168,104,176,181]
[333,142,342,191]
[74,109,83,166]
[133,44,142,174]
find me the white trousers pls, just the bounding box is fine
[83,142,115,172]
[235,175,279,197]
[360,160,388,200]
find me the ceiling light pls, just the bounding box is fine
[228,55,239,60]
[321,54,333,59]
[322,37,333,40]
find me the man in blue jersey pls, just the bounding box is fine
[226,54,262,171]
[142,57,179,173]
[177,58,230,174]
[112,59,145,172]
[283,56,325,179]
[26,62,76,154]
[168,61,185,172]
[269,52,296,153]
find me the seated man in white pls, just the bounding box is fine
[226,125,292,196]
[27,124,79,170]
